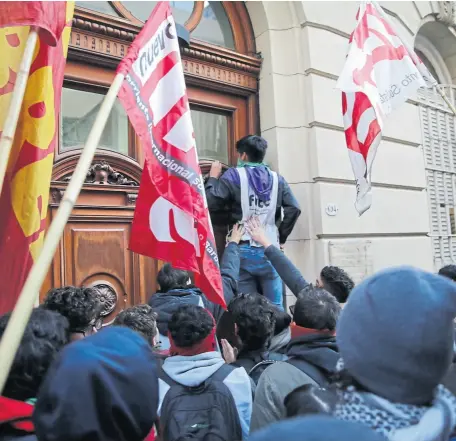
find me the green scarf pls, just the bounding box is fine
[237,159,269,168]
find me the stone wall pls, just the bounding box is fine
[246,1,444,305]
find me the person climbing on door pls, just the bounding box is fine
[205,135,301,310]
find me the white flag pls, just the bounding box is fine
[337,0,437,215]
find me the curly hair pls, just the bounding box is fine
[168,305,214,348]
[439,264,456,282]
[320,266,355,303]
[157,263,190,292]
[228,293,276,351]
[42,286,102,332]
[294,286,341,331]
[114,305,158,343]
[0,308,70,400]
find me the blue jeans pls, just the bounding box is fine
[238,244,284,310]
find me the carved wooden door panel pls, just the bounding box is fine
[42,176,158,323]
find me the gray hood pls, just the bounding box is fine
[162,352,225,387]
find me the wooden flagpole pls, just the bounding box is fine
[0,28,39,196]
[0,73,125,394]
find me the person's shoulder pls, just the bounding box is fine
[225,363,251,384]
[221,167,240,185]
[261,360,310,384]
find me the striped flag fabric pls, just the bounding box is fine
[337,1,436,215]
[116,2,224,307]
[0,1,74,313]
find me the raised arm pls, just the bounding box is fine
[220,223,244,305]
[204,161,235,213]
[247,218,309,296]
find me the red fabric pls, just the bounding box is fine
[116,1,224,308]
[144,425,156,441]
[169,326,216,356]
[290,324,336,339]
[0,3,73,314]
[0,2,68,46]
[0,396,34,432]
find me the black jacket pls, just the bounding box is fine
[148,242,240,335]
[205,167,301,244]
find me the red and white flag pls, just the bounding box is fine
[337,1,436,215]
[116,2,224,306]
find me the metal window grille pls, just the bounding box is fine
[418,85,456,269]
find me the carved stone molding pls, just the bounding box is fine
[51,188,64,204]
[126,193,138,205]
[437,1,456,27]
[182,59,257,90]
[93,283,118,317]
[63,161,139,186]
[181,46,261,75]
[72,17,136,41]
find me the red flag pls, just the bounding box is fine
[337,1,436,215]
[0,2,74,314]
[116,2,224,307]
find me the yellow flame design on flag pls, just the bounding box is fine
[0,2,74,262]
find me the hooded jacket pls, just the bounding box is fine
[33,327,159,441]
[0,396,36,441]
[334,267,456,441]
[149,242,240,349]
[205,166,301,245]
[250,332,339,432]
[159,351,253,440]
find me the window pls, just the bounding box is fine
[191,109,229,163]
[61,88,129,155]
[76,1,119,16]
[192,2,234,49]
[121,1,194,25]
[419,85,456,267]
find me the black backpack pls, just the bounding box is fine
[159,363,242,441]
[235,351,288,385]
[286,357,330,387]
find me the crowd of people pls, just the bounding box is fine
[0,135,456,441]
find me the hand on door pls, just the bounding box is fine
[209,161,223,179]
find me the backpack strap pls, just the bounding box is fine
[158,362,180,388]
[159,362,235,388]
[286,357,329,387]
[210,363,236,383]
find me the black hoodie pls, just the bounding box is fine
[33,327,159,441]
[148,241,240,338]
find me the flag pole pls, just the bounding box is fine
[0,28,39,196]
[437,86,456,117]
[0,73,125,394]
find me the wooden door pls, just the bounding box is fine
[43,1,260,309]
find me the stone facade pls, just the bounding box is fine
[245,1,456,306]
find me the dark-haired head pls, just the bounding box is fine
[439,264,456,282]
[42,286,103,340]
[228,293,276,352]
[0,308,69,401]
[114,304,158,345]
[168,304,214,348]
[318,266,355,303]
[157,263,190,293]
[293,286,340,331]
[236,135,268,163]
[284,384,338,418]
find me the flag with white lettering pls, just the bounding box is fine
[337,0,436,215]
[116,1,224,307]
